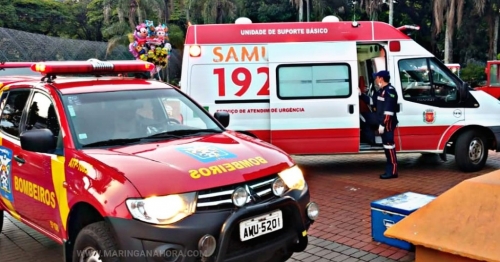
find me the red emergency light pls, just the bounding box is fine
[0,62,34,69]
[30,60,155,75]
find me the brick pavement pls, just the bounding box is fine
[2,152,500,261]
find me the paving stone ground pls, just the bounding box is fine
[2,151,500,261]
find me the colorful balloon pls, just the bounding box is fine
[128,20,172,72]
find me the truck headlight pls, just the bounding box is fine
[126,193,197,224]
[278,165,305,191]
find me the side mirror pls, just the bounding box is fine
[20,129,56,153]
[214,112,230,128]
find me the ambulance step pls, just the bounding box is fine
[360,143,384,151]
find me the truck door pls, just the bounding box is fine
[392,56,465,151]
[267,42,360,154]
[186,45,271,141]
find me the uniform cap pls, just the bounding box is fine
[374,70,390,78]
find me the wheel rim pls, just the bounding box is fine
[468,138,484,164]
[80,247,102,262]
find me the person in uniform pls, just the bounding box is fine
[373,70,399,179]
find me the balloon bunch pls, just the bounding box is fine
[128,20,172,69]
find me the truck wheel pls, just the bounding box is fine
[72,221,120,262]
[0,210,3,234]
[455,130,488,172]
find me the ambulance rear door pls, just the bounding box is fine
[267,42,360,154]
[186,44,271,141]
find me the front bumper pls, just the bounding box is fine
[106,185,314,262]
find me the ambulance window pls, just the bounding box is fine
[0,90,30,138]
[398,58,458,105]
[25,93,61,142]
[277,64,351,99]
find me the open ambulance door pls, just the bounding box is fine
[267,42,360,155]
[391,53,465,152]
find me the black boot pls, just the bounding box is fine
[380,173,398,179]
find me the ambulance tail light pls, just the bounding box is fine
[389,41,401,52]
[189,45,201,57]
[31,60,155,75]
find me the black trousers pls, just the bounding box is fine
[381,128,398,175]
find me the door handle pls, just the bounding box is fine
[348,104,354,114]
[397,103,402,112]
[14,155,25,164]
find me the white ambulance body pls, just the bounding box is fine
[180,17,500,173]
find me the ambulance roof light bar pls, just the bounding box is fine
[31,59,155,78]
[396,25,420,36]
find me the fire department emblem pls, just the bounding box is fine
[0,146,14,203]
[177,145,237,163]
[423,109,436,124]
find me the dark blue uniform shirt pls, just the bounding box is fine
[375,83,399,130]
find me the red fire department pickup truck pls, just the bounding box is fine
[0,60,318,262]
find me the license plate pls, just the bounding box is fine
[239,210,283,241]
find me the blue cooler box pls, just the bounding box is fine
[370,192,436,250]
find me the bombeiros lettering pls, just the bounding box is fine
[14,177,56,208]
[189,156,268,179]
[68,158,88,174]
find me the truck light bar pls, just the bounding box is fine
[0,62,35,69]
[31,60,155,75]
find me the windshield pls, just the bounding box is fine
[62,89,223,147]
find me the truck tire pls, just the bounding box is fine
[455,130,488,172]
[0,210,3,234]
[72,221,120,262]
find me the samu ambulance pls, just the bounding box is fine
[180,16,500,173]
[0,60,318,262]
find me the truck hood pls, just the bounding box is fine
[83,131,293,197]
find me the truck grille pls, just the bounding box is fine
[196,175,278,211]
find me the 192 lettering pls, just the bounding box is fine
[213,67,270,97]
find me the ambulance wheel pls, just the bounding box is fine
[72,221,120,262]
[0,210,3,234]
[455,130,488,172]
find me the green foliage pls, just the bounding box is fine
[461,64,486,82]
[240,0,297,23]
[0,0,72,36]
[168,24,185,50]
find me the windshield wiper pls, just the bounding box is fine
[146,129,222,138]
[82,138,142,148]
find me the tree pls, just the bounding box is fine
[432,0,466,63]
[358,0,383,21]
[290,0,304,22]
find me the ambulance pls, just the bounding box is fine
[0,60,318,262]
[180,16,500,173]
